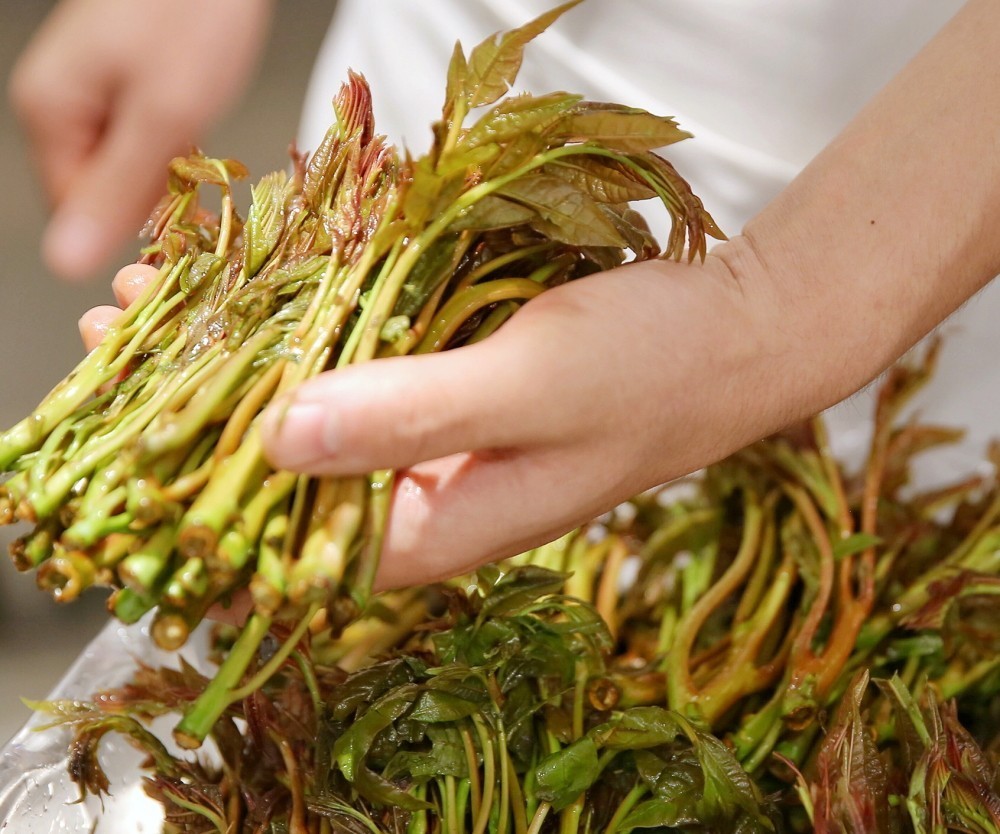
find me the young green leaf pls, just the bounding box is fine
[831,532,883,561]
[464,92,582,149]
[620,796,701,830]
[475,565,568,622]
[533,736,601,811]
[244,171,293,277]
[496,174,627,248]
[444,40,469,115]
[544,156,658,204]
[449,194,538,232]
[555,103,692,153]
[466,0,584,108]
[332,684,420,781]
[383,728,469,780]
[593,707,682,751]
[408,688,482,724]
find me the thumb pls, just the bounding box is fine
[260,339,570,476]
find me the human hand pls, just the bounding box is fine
[9,0,273,281]
[253,254,815,590]
[72,0,1000,601]
[81,253,807,593]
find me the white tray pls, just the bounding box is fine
[0,617,213,832]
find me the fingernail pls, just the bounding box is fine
[77,313,109,351]
[263,399,339,469]
[43,213,104,281]
[112,267,152,302]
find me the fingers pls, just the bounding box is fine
[42,100,189,281]
[78,264,160,352]
[373,446,622,590]
[10,0,274,282]
[260,332,581,477]
[7,5,109,207]
[78,306,121,354]
[112,263,160,308]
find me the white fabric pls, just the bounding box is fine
[300,1,999,485]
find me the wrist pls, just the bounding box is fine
[700,233,869,445]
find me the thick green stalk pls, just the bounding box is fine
[110,585,157,624]
[216,470,296,571]
[173,611,273,748]
[250,505,290,613]
[64,485,130,547]
[287,478,365,605]
[226,604,318,701]
[351,469,394,609]
[178,426,271,561]
[0,258,187,468]
[163,557,209,608]
[27,339,221,518]
[118,526,176,594]
[415,279,546,354]
[140,326,284,459]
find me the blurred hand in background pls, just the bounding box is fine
[8,0,274,281]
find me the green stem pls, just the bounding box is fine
[251,506,291,613]
[460,243,556,289]
[667,493,763,721]
[173,611,273,748]
[291,649,324,718]
[178,426,270,561]
[415,279,545,354]
[228,604,320,701]
[141,327,282,458]
[471,716,496,834]
[445,775,459,834]
[462,725,483,826]
[603,784,647,834]
[28,339,219,518]
[352,469,394,609]
[0,258,185,468]
[111,586,157,624]
[466,301,520,345]
[288,478,364,604]
[527,803,551,834]
[118,525,176,594]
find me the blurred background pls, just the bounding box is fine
[0,0,334,743]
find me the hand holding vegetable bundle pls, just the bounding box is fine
[39,348,1000,832]
[3,2,728,748]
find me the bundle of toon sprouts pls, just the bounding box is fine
[0,1,718,748]
[8,6,1000,832]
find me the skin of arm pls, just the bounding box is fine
[8,0,274,281]
[80,0,1000,590]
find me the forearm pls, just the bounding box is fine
[715,0,1000,416]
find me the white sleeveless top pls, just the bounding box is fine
[300,1,998,486]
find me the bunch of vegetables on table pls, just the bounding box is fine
[1,4,998,832]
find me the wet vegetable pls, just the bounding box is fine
[12,7,1000,831]
[36,342,1000,833]
[0,1,717,749]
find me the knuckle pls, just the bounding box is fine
[130,89,201,137]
